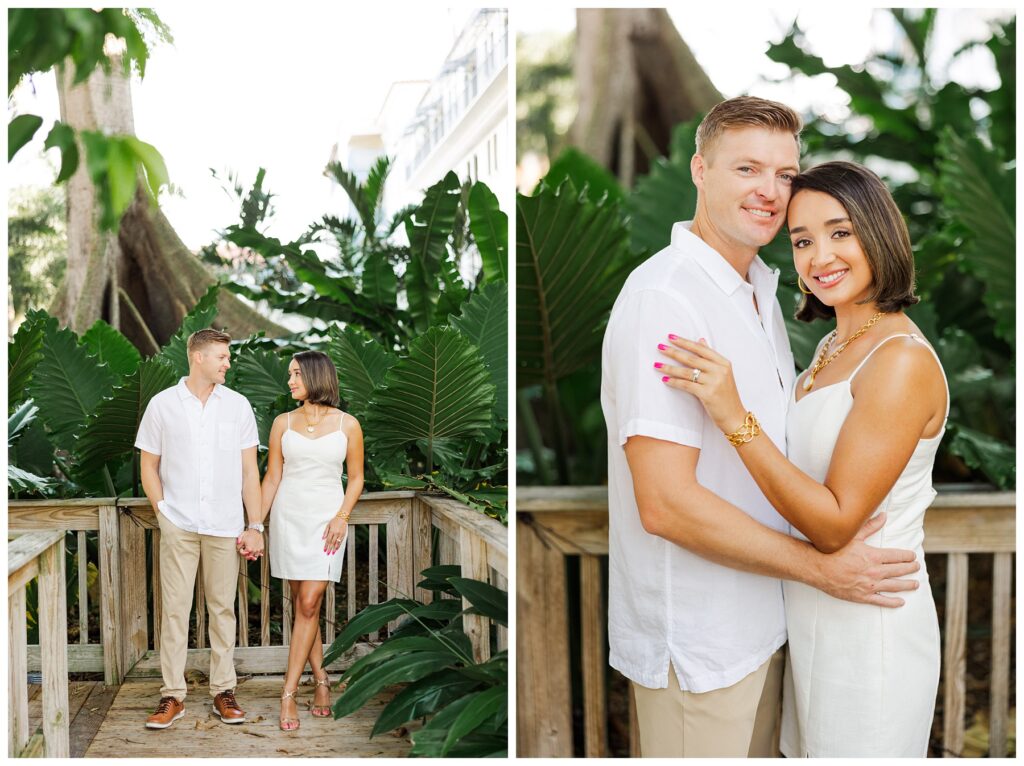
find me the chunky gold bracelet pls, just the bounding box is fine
[725,412,761,447]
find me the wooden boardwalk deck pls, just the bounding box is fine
[28,677,412,758]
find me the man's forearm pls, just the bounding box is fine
[140,466,163,512]
[643,480,825,588]
[241,474,263,526]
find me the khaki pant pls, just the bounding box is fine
[157,512,239,700]
[632,647,785,757]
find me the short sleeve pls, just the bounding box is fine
[134,398,163,455]
[240,400,259,449]
[606,289,707,449]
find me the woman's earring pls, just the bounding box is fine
[797,276,813,295]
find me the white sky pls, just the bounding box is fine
[8,7,473,250]
[516,7,1010,123]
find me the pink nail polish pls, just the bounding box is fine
[699,338,706,344]
[662,376,670,383]
[668,334,678,340]
[657,343,667,350]
[654,362,664,369]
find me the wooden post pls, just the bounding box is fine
[517,517,573,756]
[77,530,88,645]
[942,553,968,757]
[369,525,379,642]
[580,554,607,756]
[989,552,1011,757]
[282,563,291,645]
[9,588,29,756]
[324,583,336,645]
[459,526,491,663]
[39,538,70,757]
[152,528,161,650]
[98,506,122,684]
[386,502,414,632]
[347,533,357,620]
[237,556,249,648]
[118,510,149,671]
[412,498,434,603]
[260,534,270,646]
[493,571,508,652]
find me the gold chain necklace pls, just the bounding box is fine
[302,404,323,433]
[802,312,884,392]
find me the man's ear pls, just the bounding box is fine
[690,153,706,192]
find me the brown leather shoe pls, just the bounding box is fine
[145,696,185,729]
[213,689,246,724]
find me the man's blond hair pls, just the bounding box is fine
[187,328,232,358]
[695,96,803,160]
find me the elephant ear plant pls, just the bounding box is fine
[323,566,508,757]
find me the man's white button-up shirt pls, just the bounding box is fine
[601,221,797,693]
[135,378,259,537]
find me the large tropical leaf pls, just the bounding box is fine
[331,652,457,720]
[440,685,507,756]
[8,464,55,496]
[409,690,507,757]
[364,327,495,467]
[75,358,178,478]
[626,120,698,254]
[545,146,625,206]
[8,400,40,447]
[28,314,117,451]
[371,669,481,737]
[80,319,141,377]
[340,633,473,689]
[159,284,220,377]
[517,178,643,388]
[323,599,420,662]
[361,249,398,307]
[467,181,508,283]
[326,325,398,416]
[8,309,46,409]
[448,576,507,626]
[229,347,289,407]
[947,423,1015,490]
[936,127,1015,346]
[406,172,461,332]
[449,281,507,421]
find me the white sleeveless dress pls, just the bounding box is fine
[268,412,349,582]
[780,333,946,757]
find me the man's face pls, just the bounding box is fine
[691,127,801,251]
[193,342,231,384]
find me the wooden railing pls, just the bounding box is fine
[8,492,507,690]
[517,487,1015,758]
[9,530,70,757]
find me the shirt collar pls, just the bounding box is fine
[176,377,223,401]
[671,221,780,296]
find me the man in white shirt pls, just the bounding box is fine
[135,329,265,729]
[601,96,921,757]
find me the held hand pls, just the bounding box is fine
[237,529,264,560]
[656,336,747,433]
[322,516,348,556]
[816,513,921,608]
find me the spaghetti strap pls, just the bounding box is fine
[287,410,291,429]
[850,333,950,419]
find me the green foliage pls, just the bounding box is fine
[467,182,509,283]
[80,320,141,377]
[8,8,171,231]
[406,172,463,333]
[324,567,507,758]
[8,188,66,323]
[8,309,46,408]
[516,176,643,389]
[326,326,398,416]
[364,327,495,471]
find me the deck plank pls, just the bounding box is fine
[84,676,412,757]
[69,683,120,757]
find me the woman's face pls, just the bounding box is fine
[787,189,874,309]
[287,360,307,401]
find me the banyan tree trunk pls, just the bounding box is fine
[572,8,723,187]
[52,57,286,352]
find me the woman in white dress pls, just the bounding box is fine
[657,161,946,756]
[259,351,364,731]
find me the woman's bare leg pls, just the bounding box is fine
[281,580,328,727]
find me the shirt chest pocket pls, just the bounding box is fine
[217,421,238,451]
